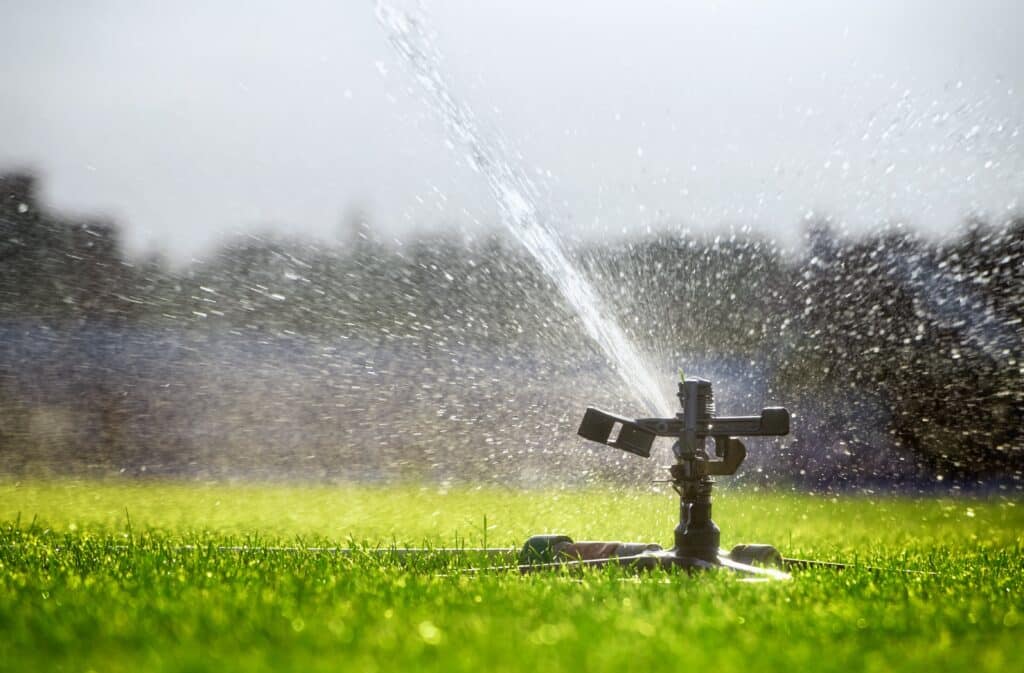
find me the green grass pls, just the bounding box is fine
[1,480,1022,673]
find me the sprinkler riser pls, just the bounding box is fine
[674,493,721,563]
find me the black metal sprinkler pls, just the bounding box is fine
[517,376,793,579]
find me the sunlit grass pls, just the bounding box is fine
[1,480,1021,673]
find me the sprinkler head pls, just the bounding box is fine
[577,376,789,473]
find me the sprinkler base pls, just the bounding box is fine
[518,535,791,580]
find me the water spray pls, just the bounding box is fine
[372,6,913,578]
[377,2,672,415]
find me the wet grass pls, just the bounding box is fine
[1,480,1021,673]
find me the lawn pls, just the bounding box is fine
[1,480,1021,673]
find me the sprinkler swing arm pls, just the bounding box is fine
[516,377,795,580]
[578,403,790,461]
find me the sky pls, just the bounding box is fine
[2,0,1022,259]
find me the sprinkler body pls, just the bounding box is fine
[520,376,791,578]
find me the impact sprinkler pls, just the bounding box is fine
[515,376,794,580]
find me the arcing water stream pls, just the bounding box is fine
[377,3,674,416]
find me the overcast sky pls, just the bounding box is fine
[3,1,1022,258]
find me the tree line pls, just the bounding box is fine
[1,171,1021,486]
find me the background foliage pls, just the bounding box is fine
[1,172,1021,487]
